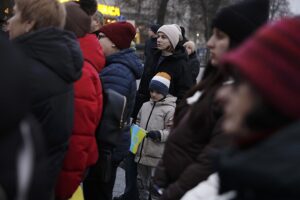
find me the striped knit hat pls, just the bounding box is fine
[149,72,171,96]
[222,17,300,119]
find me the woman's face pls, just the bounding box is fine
[216,83,257,135]
[157,32,172,51]
[7,5,35,39]
[207,28,230,66]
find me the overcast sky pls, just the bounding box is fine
[289,0,300,14]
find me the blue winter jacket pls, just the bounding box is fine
[100,48,143,161]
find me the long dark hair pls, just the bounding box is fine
[174,61,227,128]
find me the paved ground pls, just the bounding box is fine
[71,167,125,200]
[113,167,126,198]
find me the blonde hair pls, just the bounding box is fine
[183,41,196,53]
[15,0,66,30]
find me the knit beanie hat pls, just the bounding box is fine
[157,24,181,49]
[222,17,300,119]
[150,24,161,34]
[212,0,269,45]
[149,72,171,96]
[65,0,97,37]
[99,21,136,49]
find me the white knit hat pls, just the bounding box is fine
[158,24,181,49]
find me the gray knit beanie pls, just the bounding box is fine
[158,24,181,49]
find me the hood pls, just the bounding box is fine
[172,45,188,60]
[14,28,83,83]
[78,34,105,73]
[106,48,143,79]
[151,95,177,107]
[0,35,29,134]
[189,51,198,59]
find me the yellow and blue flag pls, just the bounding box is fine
[130,124,147,154]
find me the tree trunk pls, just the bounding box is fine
[157,0,169,25]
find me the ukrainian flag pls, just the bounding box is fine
[130,124,147,154]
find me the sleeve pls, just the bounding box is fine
[175,63,193,102]
[161,121,231,200]
[191,59,200,82]
[55,64,102,199]
[136,106,142,126]
[160,107,175,142]
[100,64,131,97]
[154,159,170,188]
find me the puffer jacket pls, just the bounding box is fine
[100,48,143,161]
[13,27,83,193]
[135,95,176,167]
[55,34,105,199]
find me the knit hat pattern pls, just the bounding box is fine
[222,17,300,119]
[149,72,171,96]
[99,22,136,49]
[212,0,269,44]
[158,24,181,49]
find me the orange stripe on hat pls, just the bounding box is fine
[156,72,171,81]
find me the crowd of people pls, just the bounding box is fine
[1,0,300,199]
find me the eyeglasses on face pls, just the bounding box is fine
[98,34,106,40]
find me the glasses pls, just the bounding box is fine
[98,34,106,40]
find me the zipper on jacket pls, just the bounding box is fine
[137,102,156,164]
[120,96,127,128]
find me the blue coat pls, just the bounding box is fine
[100,48,143,161]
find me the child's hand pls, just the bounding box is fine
[146,131,161,141]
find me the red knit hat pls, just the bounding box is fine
[222,17,300,119]
[99,21,136,49]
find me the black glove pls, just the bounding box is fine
[147,130,161,141]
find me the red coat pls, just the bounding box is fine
[55,34,105,199]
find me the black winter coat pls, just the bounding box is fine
[0,35,50,199]
[13,28,83,190]
[187,52,200,85]
[218,121,300,200]
[133,46,193,119]
[0,116,48,200]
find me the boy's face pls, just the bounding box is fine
[150,90,164,102]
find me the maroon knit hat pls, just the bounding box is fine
[222,17,300,120]
[99,22,136,49]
